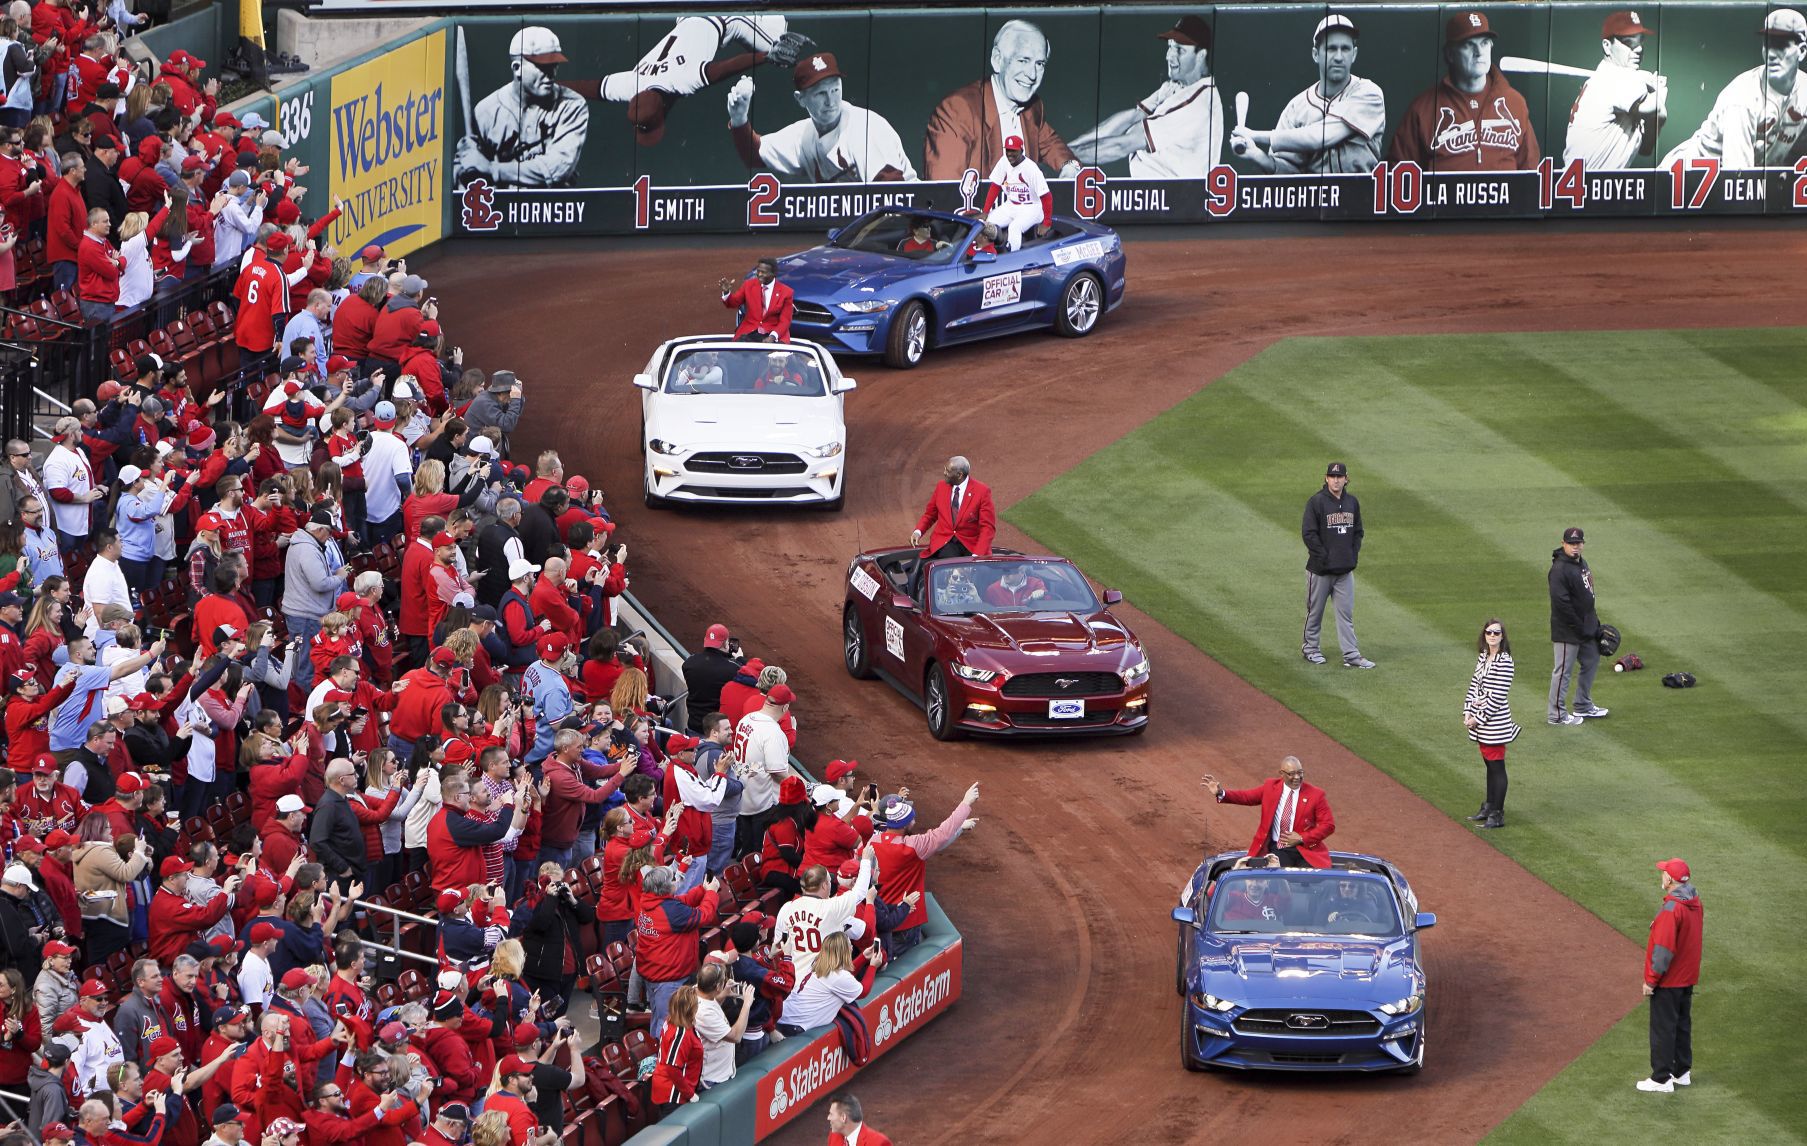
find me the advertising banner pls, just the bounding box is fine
[330,29,449,256]
[446,3,1807,236]
[752,937,963,1138]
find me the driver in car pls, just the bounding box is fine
[1318,878,1377,925]
[983,564,1047,607]
[1219,876,1294,926]
[676,351,724,389]
[898,218,950,255]
[938,567,984,611]
[753,351,809,392]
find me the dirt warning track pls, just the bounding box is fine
[425,222,1795,1143]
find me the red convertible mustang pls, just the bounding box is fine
[842,546,1151,739]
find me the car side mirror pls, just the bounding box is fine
[632,374,656,392]
[833,376,858,393]
[1102,589,1123,605]
[968,250,997,264]
[826,226,841,242]
[889,593,916,610]
[1414,912,1437,930]
[1171,906,1197,928]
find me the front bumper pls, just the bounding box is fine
[790,308,887,356]
[948,674,1150,736]
[646,454,844,505]
[1183,1003,1424,1072]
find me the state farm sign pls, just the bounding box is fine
[755,939,963,1137]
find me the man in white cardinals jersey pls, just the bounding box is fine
[560,14,804,146]
[1661,8,1807,168]
[726,52,917,182]
[981,135,1051,251]
[1563,10,1667,170]
[772,845,875,967]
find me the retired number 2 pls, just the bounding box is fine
[747,173,781,227]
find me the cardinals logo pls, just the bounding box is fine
[461,179,502,232]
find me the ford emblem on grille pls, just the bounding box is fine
[1285,1014,1330,1030]
[729,455,763,469]
[1054,677,1078,688]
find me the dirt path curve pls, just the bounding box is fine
[422,223,1794,1144]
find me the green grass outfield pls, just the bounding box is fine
[1007,328,1806,1144]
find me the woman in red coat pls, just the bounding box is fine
[332,277,386,361]
[0,968,42,1087]
[648,985,703,1116]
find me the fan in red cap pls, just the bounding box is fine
[148,852,235,967]
[1639,857,1703,1092]
[485,1053,542,1142]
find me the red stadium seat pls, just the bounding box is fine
[225,792,250,826]
[396,969,428,1002]
[620,1029,655,1069]
[373,982,400,1009]
[50,289,80,324]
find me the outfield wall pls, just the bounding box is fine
[444,2,1807,235]
[623,896,964,1146]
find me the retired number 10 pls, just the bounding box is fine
[1369,161,1423,215]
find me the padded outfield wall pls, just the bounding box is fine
[440,2,1807,235]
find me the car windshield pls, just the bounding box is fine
[1205,873,1402,938]
[665,348,826,396]
[830,213,970,265]
[929,560,1102,616]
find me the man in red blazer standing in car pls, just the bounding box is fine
[718,257,793,342]
[1201,756,1336,868]
[909,455,996,599]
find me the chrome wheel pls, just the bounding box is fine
[924,664,959,740]
[1065,276,1099,331]
[884,301,928,368]
[843,606,874,678]
[905,310,927,361]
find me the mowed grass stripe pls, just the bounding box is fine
[1005,329,1807,1143]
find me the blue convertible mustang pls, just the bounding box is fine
[1172,851,1436,1074]
[776,207,1126,368]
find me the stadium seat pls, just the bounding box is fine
[603,941,632,976]
[374,981,400,1009]
[620,1029,655,1069]
[224,791,249,827]
[50,289,80,325]
[396,968,427,1002]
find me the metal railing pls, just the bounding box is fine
[353,897,442,967]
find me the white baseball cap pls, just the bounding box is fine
[509,26,567,64]
[3,864,35,890]
[507,558,540,581]
[1763,8,1807,40]
[467,435,496,459]
[118,465,143,485]
[276,794,307,815]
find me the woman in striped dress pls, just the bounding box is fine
[1462,618,1519,830]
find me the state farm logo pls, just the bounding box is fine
[461,178,501,232]
[767,1043,850,1120]
[873,968,953,1046]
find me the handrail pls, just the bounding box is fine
[353,897,445,967]
[32,385,71,413]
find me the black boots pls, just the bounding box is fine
[1480,811,1505,829]
[1466,804,1492,822]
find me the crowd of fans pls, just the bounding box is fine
[0,23,978,1139]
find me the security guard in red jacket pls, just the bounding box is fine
[1639,858,1703,1093]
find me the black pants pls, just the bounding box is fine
[1649,985,1693,1082]
[1484,758,1509,812]
[1259,846,1306,867]
[907,538,971,600]
[734,807,778,858]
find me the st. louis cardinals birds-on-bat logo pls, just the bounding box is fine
[461,179,502,232]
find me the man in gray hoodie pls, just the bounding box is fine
[281,507,347,693]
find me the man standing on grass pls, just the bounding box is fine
[1638,858,1702,1093]
[1548,526,1608,725]
[1301,461,1372,668]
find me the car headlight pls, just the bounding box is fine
[647,439,687,456]
[803,442,844,458]
[948,662,997,683]
[1378,993,1424,1016]
[1119,657,1149,686]
[837,299,893,314]
[1189,993,1236,1013]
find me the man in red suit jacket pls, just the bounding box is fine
[718,258,793,342]
[1202,756,1336,868]
[909,455,996,600]
[825,1093,892,1146]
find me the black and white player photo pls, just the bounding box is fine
[1070,14,1224,179]
[724,51,917,182]
[456,26,589,188]
[1230,14,1386,174]
[1660,7,1807,168]
[1563,11,1667,169]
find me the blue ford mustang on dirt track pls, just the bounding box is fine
[1173,851,1437,1073]
[775,207,1126,368]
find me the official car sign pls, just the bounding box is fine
[980,271,1022,310]
[1049,698,1085,720]
[850,566,881,601]
[884,616,904,660]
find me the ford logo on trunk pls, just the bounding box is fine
[729,455,764,469]
[1286,1014,1330,1030]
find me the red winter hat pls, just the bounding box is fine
[273,199,301,226]
[186,424,216,452]
[824,759,858,783]
[778,776,808,805]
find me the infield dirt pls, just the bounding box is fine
[422,223,1794,1144]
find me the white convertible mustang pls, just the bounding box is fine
[636,336,856,510]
